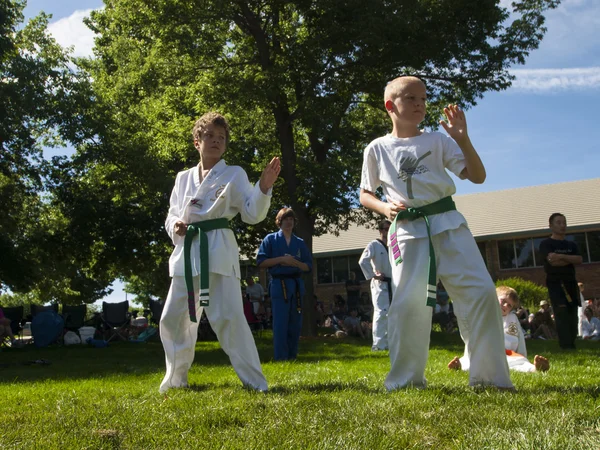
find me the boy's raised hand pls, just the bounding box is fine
[440,104,468,143]
[259,157,281,194]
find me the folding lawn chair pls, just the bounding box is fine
[62,304,88,331]
[30,303,60,318]
[101,301,131,342]
[149,299,164,326]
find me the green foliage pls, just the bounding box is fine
[0,1,109,303]
[38,0,559,318]
[0,333,599,449]
[496,276,548,311]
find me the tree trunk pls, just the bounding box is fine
[294,208,316,337]
[272,99,317,336]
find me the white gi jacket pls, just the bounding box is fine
[166,160,271,278]
[360,132,468,241]
[503,312,527,357]
[359,239,392,283]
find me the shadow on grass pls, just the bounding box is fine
[268,380,382,395]
[517,385,600,397]
[0,332,594,387]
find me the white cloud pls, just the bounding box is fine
[47,9,98,58]
[509,67,600,93]
[523,0,600,68]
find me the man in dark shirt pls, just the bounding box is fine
[345,271,361,311]
[538,212,583,349]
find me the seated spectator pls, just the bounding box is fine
[530,300,556,340]
[448,286,549,373]
[315,295,325,327]
[343,308,370,340]
[581,307,600,341]
[516,306,530,332]
[333,295,347,319]
[0,307,18,346]
[593,298,600,317]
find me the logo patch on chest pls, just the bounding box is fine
[210,184,227,202]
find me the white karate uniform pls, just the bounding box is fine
[361,132,512,390]
[460,312,536,373]
[359,239,392,350]
[160,160,270,393]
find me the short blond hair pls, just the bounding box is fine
[496,286,519,309]
[192,112,230,144]
[384,76,425,103]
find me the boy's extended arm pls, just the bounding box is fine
[440,104,486,184]
[456,136,486,184]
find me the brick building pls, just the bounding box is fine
[306,178,600,309]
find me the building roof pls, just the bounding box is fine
[313,178,600,256]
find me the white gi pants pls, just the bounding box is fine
[460,351,536,373]
[159,274,268,393]
[385,225,512,390]
[371,280,390,350]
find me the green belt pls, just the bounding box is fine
[389,196,456,307]
[184,218,230,322]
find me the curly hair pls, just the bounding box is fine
[192,112,230,144]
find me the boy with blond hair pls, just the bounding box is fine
[160,112,280,393]
[448,286,549,373]
[360,76,513,390]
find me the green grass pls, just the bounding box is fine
[1,332,599,449]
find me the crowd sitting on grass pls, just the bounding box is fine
[582,307,600,340]
[320,295,373,340]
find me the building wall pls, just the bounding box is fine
[249,231,600,310]
[485,238,600,299]
[311,237,600,307]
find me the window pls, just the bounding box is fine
[316,253,365,284]
[502,233,593,270]
[587,231,600,262]
[477,242,487,266]
[566,233,589,263]
[349,256,366,281]
[332,256,349,283]
[498,240,516,269]
[532,237,546,267]
[514,238,535,268]
[317,258,332,284]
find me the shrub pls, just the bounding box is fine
[495,277,547,312]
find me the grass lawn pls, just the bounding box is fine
[0,331,599,449]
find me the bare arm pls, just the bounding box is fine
[360,189,405,221]
[440,104,486,184]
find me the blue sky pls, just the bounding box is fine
[22,0,600,304]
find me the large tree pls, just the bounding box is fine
[0,0,110,303]
[73,0,558,326]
